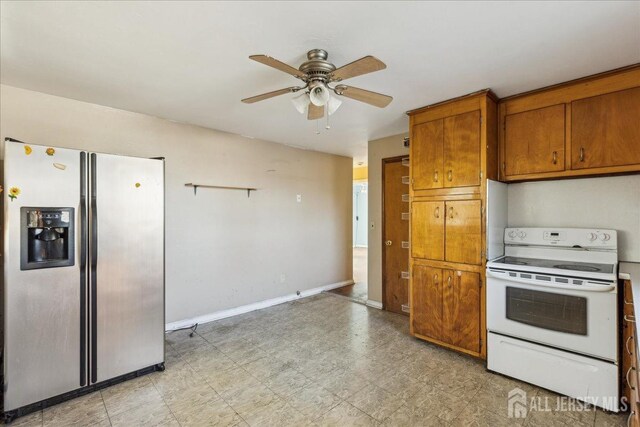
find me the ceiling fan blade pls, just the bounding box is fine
[308,103,324,120]
[241,87,300,104]
[249,55,306,79]
[330,56,386,82]
[334,85,393,108]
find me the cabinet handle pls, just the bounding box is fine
[447,170,453,182]
[629,411,636,427]
[449,207,454,219]
[627,366,636,390]
[625,314,636,323]
[448,275,452,287]
[579,147,585,162]
[502,162,506,172]
[627,335,634,355]
[434,207,440,219]
[434,274,438,284]
[434,171,438,182]
[625,298,634,305]
[552,151,558,164]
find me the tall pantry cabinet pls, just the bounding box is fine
[408,90,498,359]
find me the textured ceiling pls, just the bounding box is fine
[1,1,639,165]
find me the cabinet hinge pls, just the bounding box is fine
[481,206,485,216]
[480,171,483,180]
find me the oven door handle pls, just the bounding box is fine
[486,269,616,292]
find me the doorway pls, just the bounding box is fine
[382,156,410,315]
[328,178,368,304]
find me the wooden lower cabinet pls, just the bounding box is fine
[411,265,442,341]
[442,270,481,353]
[411,265,481,356]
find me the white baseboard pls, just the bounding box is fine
[366,300,383,310]
[165,280,354,331]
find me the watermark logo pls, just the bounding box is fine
[506,387,626,418]
[508,387,528,418]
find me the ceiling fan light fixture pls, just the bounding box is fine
[291,92,310,114]
[309,81,330,106]
[327,95,342,116]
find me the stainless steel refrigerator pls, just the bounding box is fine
[2,139,165,421]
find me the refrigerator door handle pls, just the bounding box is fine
[90,153,98,384]
[79,152,88,387]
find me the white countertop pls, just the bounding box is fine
[620,262,640,282]
[620,263,640,316]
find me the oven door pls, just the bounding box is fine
[486,269,618,361]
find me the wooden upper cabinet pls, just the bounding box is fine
[411,201,444,261]
[442,270,481,353]
[445,200,482,265]
[411,265,442,341]
[571,87,640,170]
[500,65,640,181]
[444,110,481,187]
[504,104,565,177]
[412,120,444,190]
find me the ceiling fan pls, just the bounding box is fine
[241,49,393,122]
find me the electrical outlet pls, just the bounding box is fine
[296,194,302,203]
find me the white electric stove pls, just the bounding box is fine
[487,227,620,411]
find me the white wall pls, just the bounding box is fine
[508,175,640,262]
[0,84,353,323]
[353,183,368,247]
[367,133,409,304]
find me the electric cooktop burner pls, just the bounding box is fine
[495,256,614,274]
[554,264,601,272]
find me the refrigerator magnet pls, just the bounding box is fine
[46,147,55,156]
[8,187,20,201]
[135,182,141,188]
[53,163,67,170]
[24,145,33,155]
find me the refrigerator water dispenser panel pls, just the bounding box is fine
[20,207,75,270]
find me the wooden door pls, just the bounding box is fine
[445,200,481,265]
[411,120,444,190]
[411,201,444,261]
[442,270,481,353]
[444,110,481,187]
[504,104,565,176]
[571,87,640,169]
[383,158,410,315]
[411,265,442,341]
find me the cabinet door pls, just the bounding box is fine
[412,120,444,190]
[504,104,565,176]
[572,87,640,169]
[444,110,481,187]
[442,270,481,353]
[411,265,442,341]
[411,201,445,261]
[445,200,482,265]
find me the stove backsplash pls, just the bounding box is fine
[507,174,640,263]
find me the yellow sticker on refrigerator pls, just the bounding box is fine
[24,145,33,155]
[8,187,20,201]
[46,147,55,156]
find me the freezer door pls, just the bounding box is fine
[3,141,87,411]
[91,153,164,383]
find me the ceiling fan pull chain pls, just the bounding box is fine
[326,106,330,130]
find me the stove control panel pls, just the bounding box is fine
[504,228,617,249]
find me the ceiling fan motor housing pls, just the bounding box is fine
[299,49,336,82]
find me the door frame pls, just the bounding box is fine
[381,155,409,311]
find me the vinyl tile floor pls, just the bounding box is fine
[12,293,626,426]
